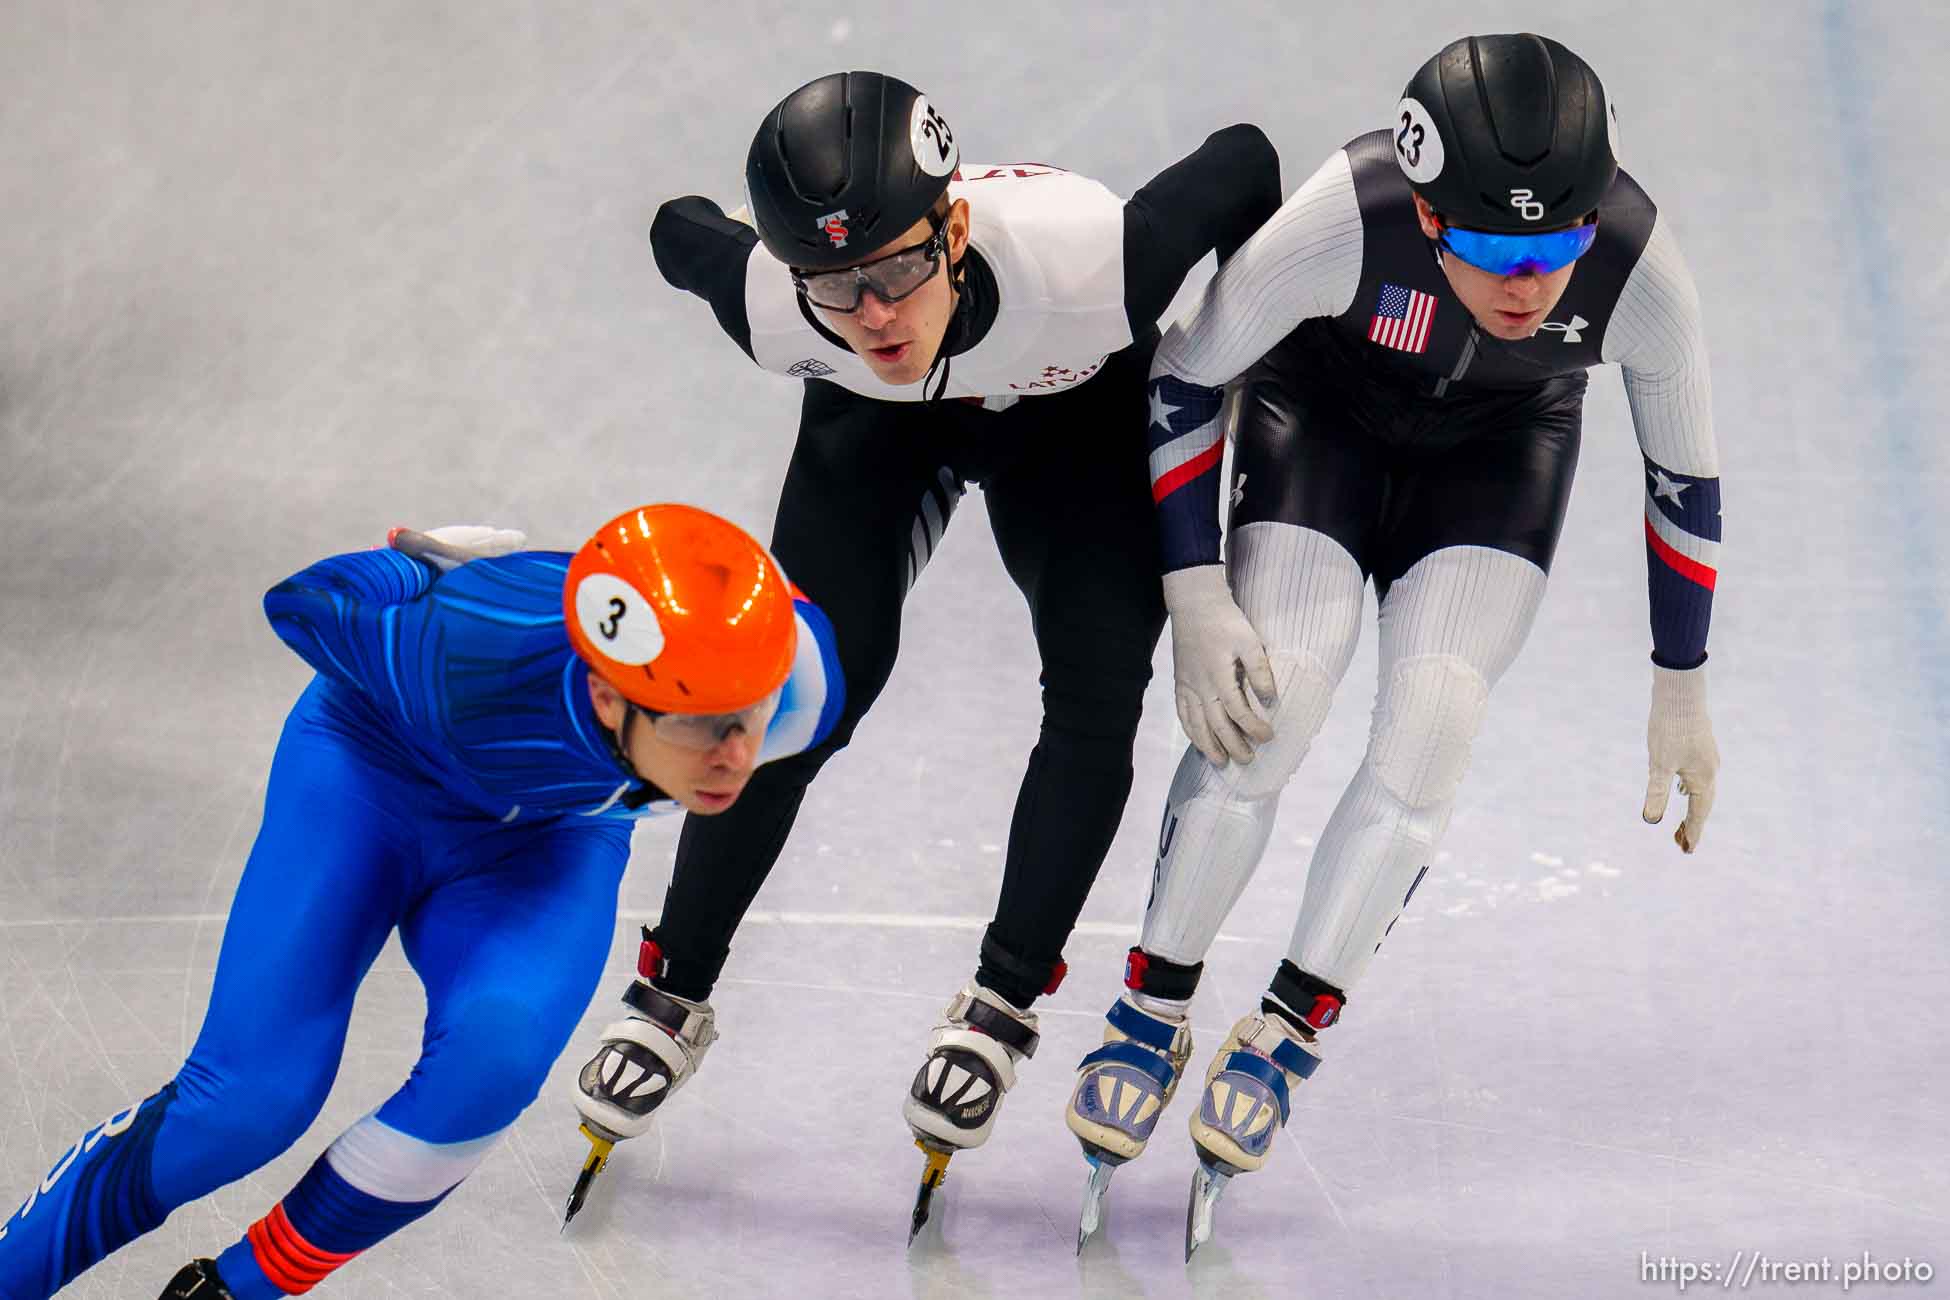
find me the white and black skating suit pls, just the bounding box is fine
[1137,129,1721,1012]
[642,127,1282,1009]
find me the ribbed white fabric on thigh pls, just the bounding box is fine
[1286,545,1546,989]
[1140,523,1364,965]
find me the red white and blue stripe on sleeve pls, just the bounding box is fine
[1149,374,1228,571]
[1643,457,1719,668]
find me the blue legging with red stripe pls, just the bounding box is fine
[0,678,631,1299]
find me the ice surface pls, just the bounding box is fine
[2,2,1946,1296]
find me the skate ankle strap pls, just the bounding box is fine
[963,997,1039,1059]
[1080,1041,1176,1089]
[623,979,700,1038]
[1106,997,1180,1052]
[1268,1036,1321,1081]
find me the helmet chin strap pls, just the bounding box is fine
[923,237,970,404]
[601,701,649,784]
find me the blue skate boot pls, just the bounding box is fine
[1184,1006,1329,1260]
[1065,989,1193,1251]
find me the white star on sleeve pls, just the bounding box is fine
[1649,468,1690,506]
[1149,387,1182,433]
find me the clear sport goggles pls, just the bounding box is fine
[1437,217,1598,276]
[791,223,947,312]
[632,688,781,752]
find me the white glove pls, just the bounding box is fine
[1642,662,1719,853]
[1163,565,1277,766]
[386,524,527,573]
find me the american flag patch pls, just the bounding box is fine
[1368,283,1437,354]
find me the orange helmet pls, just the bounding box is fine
[564,504,798,714]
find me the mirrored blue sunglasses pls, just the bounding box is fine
[1438,220,1598,276]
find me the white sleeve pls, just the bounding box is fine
[1602,214,1718,478]
[1153,150,1365,388]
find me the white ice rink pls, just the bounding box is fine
[3,3,1947,1296]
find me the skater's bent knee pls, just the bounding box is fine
[1370,655,1490,809]
[1219,652,1337,801]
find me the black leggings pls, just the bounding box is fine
[652,337,1166,1007]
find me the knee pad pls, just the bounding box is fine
[1220,650,1338,801]
[1370,654,1490,810]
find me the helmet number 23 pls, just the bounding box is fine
[599,598,627,641]
[1396,112,1424,169]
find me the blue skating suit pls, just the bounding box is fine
[0,548,842,1299]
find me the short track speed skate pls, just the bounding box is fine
[1065,991,1192,1251]
[902,982,1040,1243]
[1183,1011,1324,1260]
[159,1259,234,1299]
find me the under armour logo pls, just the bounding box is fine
[1231,473,1247,510]
[1538,314,1590,344]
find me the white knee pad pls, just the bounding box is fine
[1369,653,1491,810]
[1221,651,1338,801]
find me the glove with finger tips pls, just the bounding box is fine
[387,524,529,573]
[1642,662,1719,853]
[1162,566,1278,767]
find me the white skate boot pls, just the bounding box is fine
[901,982,1040,1242]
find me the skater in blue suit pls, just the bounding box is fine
[0,505,842,1299]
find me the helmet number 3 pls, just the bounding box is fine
[576,573,665,666]
[1392,97,1444,185]
[910,97,958,177]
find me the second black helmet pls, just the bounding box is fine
[745,71,960,271]
[1394,34,1619,233]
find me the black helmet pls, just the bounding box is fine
[1394,34,1618,232]
[745,71,960,271]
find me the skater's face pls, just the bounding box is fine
[586,674,765,815]
[808,198,970,386]
[1414,195,1581,341]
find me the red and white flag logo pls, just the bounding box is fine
[1368,282,1437,354]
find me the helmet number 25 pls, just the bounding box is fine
[919,105,953,166]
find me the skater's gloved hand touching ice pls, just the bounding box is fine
[1163,566,1277,766]
[387,524,528,573]
[1641,662,1718,853]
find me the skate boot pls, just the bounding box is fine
[1184,1009,1325,1259]
[565,935,717,1226]
[159,1259,234,1299]
[902,981,1040,1242]
[1066,991,1192,1251]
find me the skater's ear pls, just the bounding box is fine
[944,196,971,268]
[587,671,629,729]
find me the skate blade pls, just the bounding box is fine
[1184,1159,1233,1262]
[562,1125,615,1232]
[907,1141,954,1247]
[1076,1156,1117,1254]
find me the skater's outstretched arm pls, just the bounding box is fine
[1120,122,1282,333]
[650,195,762,359]
[1602,213,1722,852]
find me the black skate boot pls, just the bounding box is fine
[159,1259,235,1299]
